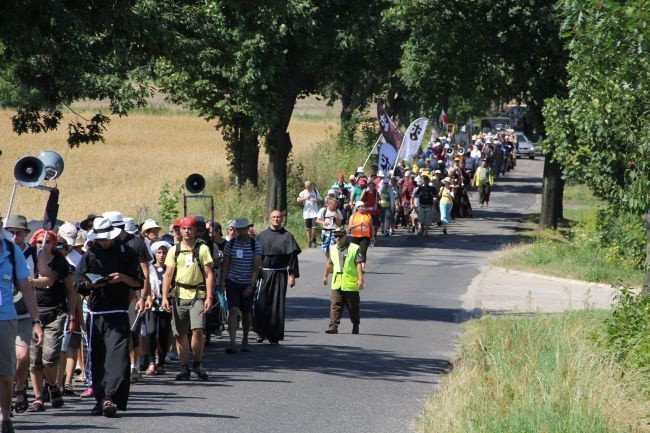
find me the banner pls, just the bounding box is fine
[377,101,404,150]
[377,141,397,175]
[439,110,448,127]
[430,118,440,142]
[400,117,429,161]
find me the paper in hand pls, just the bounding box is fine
[85,273,109,285]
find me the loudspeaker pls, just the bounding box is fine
[14,156,45,187]
[36,151,64,181]
[185,173,206,194]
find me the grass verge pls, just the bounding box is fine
[492,184,644,287]
[416,312,650,433]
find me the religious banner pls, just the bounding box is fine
[377,140,397,175]
[400,117,429,161]
[377,101,404,150]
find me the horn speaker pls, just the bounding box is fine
[14,156,45,187]
[36,151,65,181]
[185,173,206,194]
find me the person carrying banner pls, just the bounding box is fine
[253,210,301,345]
[322,227,365,335]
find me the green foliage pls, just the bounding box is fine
[605,287,650,375]
[157,179,183,229]
[544,0,650,214]
[597,206,646,270]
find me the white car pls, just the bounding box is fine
[514,132,535,159]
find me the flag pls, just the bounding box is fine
[439,110,448,126]
[400,117,429,161]
[370,135,385,155]
[377,101,404,150]
[430,119,440,142]
[378,142,398,174]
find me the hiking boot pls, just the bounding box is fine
[443,227,447,235]
[130,367,142,383]
[102,399,117,418]
[325,325,338,334]
[1,419,14,433]
[192,366,209,381]
[175,367,191,381]
[48,385,64,408]
[90,403,103,416]
[352,325,359,334]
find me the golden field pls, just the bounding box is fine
[0,101,339,223]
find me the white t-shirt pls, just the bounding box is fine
[317,207,343,230]
[298,188,322,219]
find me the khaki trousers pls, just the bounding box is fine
[329,289,360,327]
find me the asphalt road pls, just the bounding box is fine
[14,157,544,433]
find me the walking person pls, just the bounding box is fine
[220,218,261,354]
[0,221,43,433]
[4,215,37,415]
[144,241,173,375]
[348,201,373,268]
[161,216,214,381]
[322,227,364,334]
[253,210,301,345]
[439,177,454,234]
[316,197,343,257]
[472,159,494,207]
[413,176,438,236]
[26,229,76,412]
[74,217,143,417]
[296,181,322,248]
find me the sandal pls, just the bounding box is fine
[63,384,76,396]
[48,385,64,408]
[13,389,28,413]
[144,363,156,375]
[26,398,45,412]
[256,335,265,343]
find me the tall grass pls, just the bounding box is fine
[492,185,645,287]
[416,312,649,433]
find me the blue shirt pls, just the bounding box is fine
[223,237,262,285]
[0,241,30,320]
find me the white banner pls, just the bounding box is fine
[378,142,397,175]
[400,117,429,161]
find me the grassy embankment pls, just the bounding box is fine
[417,184,649,433]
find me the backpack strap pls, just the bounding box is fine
[171,241,207,290]
[5,240,17,285]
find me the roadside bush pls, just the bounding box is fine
[597,206,646,270]
[604,287,650,377]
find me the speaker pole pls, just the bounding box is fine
[4,183,18,227]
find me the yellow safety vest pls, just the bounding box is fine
[330,242,360,292]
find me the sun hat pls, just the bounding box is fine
[226,219,236,229]
[178,216,196,227]
[92,217,122,240]
[172,219,181,229]
[150,240,172,256]
[122,217,137,235]
[4,215,29,233]
[79,213,99,231]
[355,200,365,209]
[233,217,252,229]
[57,222,78,246]
[356,166,365,174]
[141,219,161,233]
[102,211,125,227]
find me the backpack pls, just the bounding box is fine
[171,239,208,289]
[418,186,435,205]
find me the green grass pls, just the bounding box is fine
[416,312,650,433]
[492,185,645,287]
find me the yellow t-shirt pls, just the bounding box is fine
[164,243,213,299]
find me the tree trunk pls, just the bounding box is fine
[241,128,259,186]
[265,85,298,213]
[539,157,564,229]
[641,214,650,296]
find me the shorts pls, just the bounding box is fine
[15,317,32,348]
[0,320,17,376]
[171,298,205,337]
[62,332,82,352]
[30,310,66,371]
[225,279,253,313]
[304,217,317,229]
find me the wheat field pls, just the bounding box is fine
[0,102,339,223]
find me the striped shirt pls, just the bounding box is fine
[223,237,262,284]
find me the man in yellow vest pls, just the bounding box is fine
[322,227,365,334]
[472,159,494,207]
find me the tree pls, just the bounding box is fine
[544,0,649,292]
[0,1,161,146]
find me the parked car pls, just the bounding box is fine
[514,132,535,159]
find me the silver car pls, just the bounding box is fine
[514,132,535,159]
